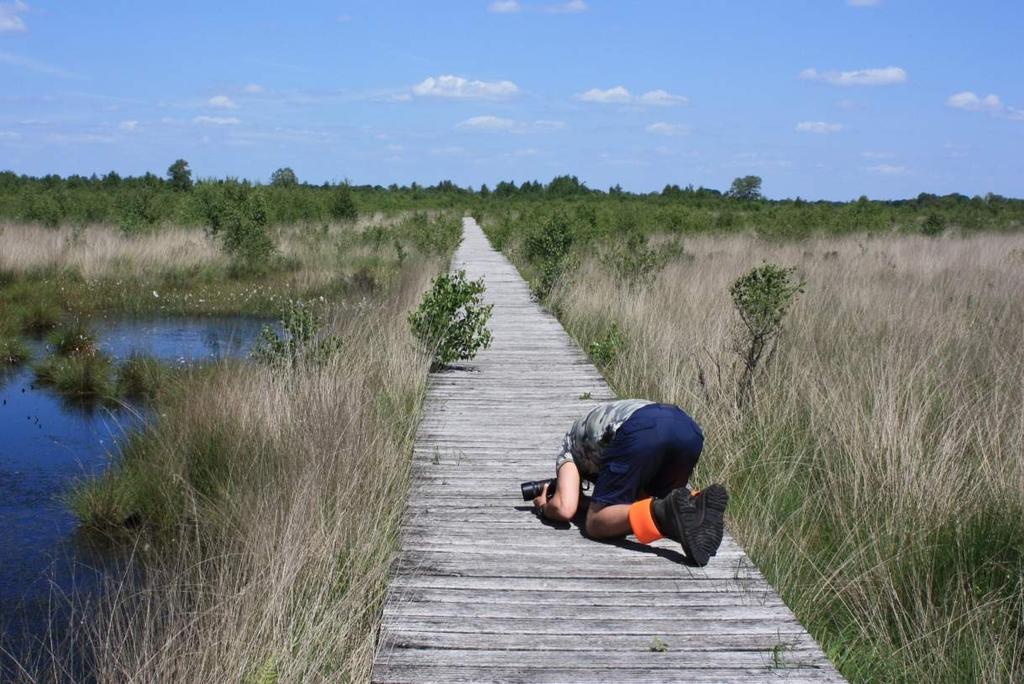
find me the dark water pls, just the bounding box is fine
[0,317,267,665]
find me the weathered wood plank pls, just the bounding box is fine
[370,218,841,683]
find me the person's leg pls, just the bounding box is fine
[584,501,631,538]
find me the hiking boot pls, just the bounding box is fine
[652,484,729,566]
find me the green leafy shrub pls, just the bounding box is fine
[600,233,683,288]
[524,209,575,300]
[587,322,623,368]
[221,187,276,275]
[408,270,493,369]
[921,213,946,236]
[729,263,805,407]
[252,299,343,368]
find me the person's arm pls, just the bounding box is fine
[533,462,581,522]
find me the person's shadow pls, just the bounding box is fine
[514,496,693,566]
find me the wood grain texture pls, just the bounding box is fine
[371,218,842,683]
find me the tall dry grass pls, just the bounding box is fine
[0,223,226,279]
[554,232,1024,682]
[16,261,436,683]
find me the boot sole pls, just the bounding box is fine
[682,484,729,567]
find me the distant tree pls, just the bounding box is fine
[479,183,491,197]
[728,175,762,201]
[270,167,298,187]
[167,159,193,192]
[329,184,358,221]
[547,175,587,197]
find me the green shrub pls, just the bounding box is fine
[921,213,946,236]
[587,322,623,368]
[730,263,805,407]
[524,209,575,300]
[252,299,343,368]
[329,185,358,222]
[221,187,276,274]
[408,270,493,369]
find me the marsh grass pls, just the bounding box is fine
[55,262,435,681]
[540,232,1024,682]
[2,213,454,682]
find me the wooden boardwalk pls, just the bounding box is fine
[371,218,843,683]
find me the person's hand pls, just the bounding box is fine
[532,482,550,512]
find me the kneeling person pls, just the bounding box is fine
[534,399,728,566]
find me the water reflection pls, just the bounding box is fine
[0,316,267,666]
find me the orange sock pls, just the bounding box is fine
[628,497,663,543]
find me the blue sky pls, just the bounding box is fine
[1,1,1021,199]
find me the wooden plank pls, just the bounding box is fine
[370,218,842,683]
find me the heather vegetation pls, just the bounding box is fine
[480,207,1024,683]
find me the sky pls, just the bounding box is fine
[0,0,1021,200]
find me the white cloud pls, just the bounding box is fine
[866,164,907,175]
[861,150,894,159]
[577,85,632,103]
[457,115,565,133]
[544,0,587,12]
[848,0,881,6]
[800,66,907,86]
[796,121,844,134]
[0,130,22,141]
[646,122,690,136]
[638,89,689,106]
[193,115,240,125]
[577,86,687,106]
[488,0,521,12]
[0,1,28,33]
[0,51,79,79]
[458,115,517,130]
[242,84,265,94]
[207,94,238,109]
[412,74,518,99]
[119,120,139,131]
[336,14,352,22]
[946,91,1002,111]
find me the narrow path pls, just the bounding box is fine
[371,218,843,683]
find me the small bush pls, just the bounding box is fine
[921,213,945,236]
[222,187,276,274]
[409,270,493,369]
[587,322,623,368]
[730,263,804,407]
[252,299,343,368]
[524,209,575,300]
[329,185,358,222]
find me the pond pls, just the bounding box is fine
[0,316,268,667]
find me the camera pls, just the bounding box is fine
[520,477,557,501]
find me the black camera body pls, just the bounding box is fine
[520,477,557,501]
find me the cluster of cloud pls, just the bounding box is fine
[946,91,1024,119]
[576,86,688,106]
[413,74,519,99]
[848,0,882,6]
[0,0,28,33]
[488,0,587,13]
[457,115,564,133]
[800,66,907,86]
[796,121,843,134]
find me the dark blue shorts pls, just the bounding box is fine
[591,403,704,506]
